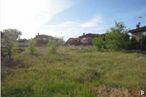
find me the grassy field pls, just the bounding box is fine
[2,46,146,97]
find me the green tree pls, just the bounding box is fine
[1,29,21,59]
[28,39,36,55]
[105,22,130,50]
[92,37,105,50]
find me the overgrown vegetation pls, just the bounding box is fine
[105,22,130,50]
[1,23,146,97]
[2,46,146,97]
[1,29,21,59]
[47,38,63,54]
[92,36,105,50]
[28,39,36,55]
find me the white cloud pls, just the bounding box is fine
[46,16,103,28]
[0,0,107,41]
[42,16,107,40]
[0,0,75,38]
[80,16,102,28]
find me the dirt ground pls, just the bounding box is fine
[93,85,146,97]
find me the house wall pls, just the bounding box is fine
[80,37,93,45]
[132,31,145,41]
[66,38,80,45]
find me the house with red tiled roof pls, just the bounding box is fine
[66,33,104,45]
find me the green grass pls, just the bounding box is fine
[2,46,146,97]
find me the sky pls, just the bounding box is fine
[0,0,146,40]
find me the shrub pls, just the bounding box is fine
[1,29,21,59]
[105,32,130,50]
[48,39,59,54]
[92,22,130,50]
[28,39,36,55]
[92,37,106,50]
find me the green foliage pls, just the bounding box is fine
[92,37,105,50]
[105,31,130,50]
[93,22,130,50]
[28,39,36,55]
[2,46,146,97]
[11,43,19,57]
[1,29,21,59]
[105,22,130,50]
[48,39,59,54]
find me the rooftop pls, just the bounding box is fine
[129,26,146,33]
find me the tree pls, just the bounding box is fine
[92,22,130,50]
[92,37,106,50]
[105,22,130,50]
[1,29,22,59]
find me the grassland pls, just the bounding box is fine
[2,46,146,97]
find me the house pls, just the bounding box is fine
[66,33,103,45]
[129,25,146,50]
[34,33,50,46]
[17,39,28,48]
[79,33,101,45]
[129,25,146,41]
[66,38,80,45]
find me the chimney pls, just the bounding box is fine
[83,33,85,36]
[136,22,141,28]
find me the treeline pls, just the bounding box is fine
[1,29,65,59]
[92,22,146,51]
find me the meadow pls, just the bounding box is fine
[2,46,146,97]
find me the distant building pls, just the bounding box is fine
[66,33,104,45]
[34,33,50,46]
[79,33,101,45]
[17,39,28,48]
[66,38,80,45]
[129,26,146,41]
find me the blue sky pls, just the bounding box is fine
[1,0,146,40]
[51,0,146,28]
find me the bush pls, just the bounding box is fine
[48,39,59,54]
[105,22,130,50]
[28,39,36,55]
[1,29,21,59]
[92,22,130,50]
[92,37,106,50]
[105,31,130,50]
